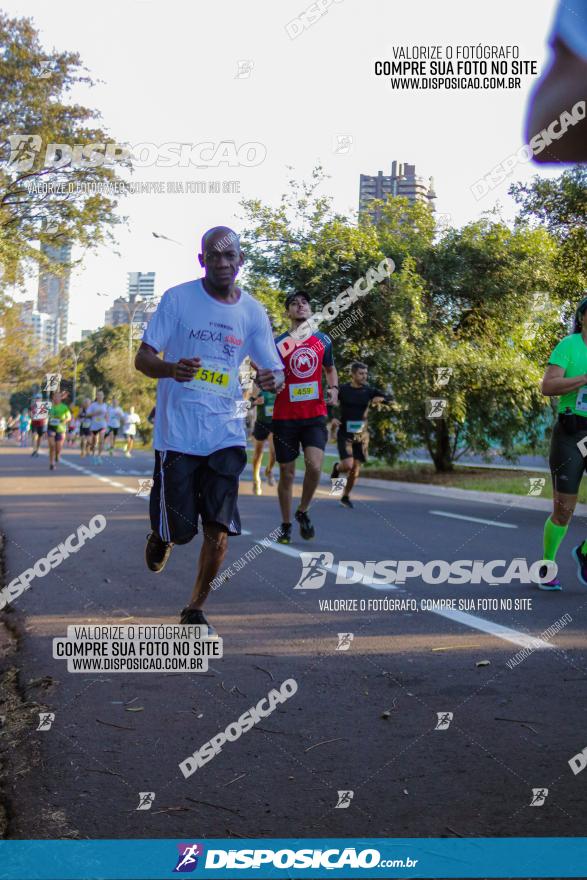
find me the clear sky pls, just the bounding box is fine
[5,0,562,340]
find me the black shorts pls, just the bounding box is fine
[272,416,328,464]
[47,429,65,440]
[337,428,368,463]
[252,421,272,442]
[80,426,91,437]
[106,426,119,437]
[149,447,247,544]
[549,420,587,494]
[31,423,46,436]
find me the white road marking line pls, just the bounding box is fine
[429,607,553,650]
[51,461,549,651]
[430,510,517,529]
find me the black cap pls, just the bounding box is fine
[285,291,310,309]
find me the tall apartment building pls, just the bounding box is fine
[127,271,155,303]
[359,161,436,216]
[21,300,58,360]
[37,242,72,351]
[104,297,154,328]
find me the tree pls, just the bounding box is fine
[0,11,129,289]
[510,167,587,295]
[240,170,564,471]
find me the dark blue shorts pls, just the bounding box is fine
[149,447,247,543]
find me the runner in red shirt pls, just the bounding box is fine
[30,394,49,457]
[273,292,338,543]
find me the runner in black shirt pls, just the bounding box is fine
[331,362,389,508]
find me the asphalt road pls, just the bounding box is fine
[1,440,587,844]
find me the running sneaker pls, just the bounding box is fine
[536,563,562,591]
[537,577,562,591]
[49,463,55,471]
[572,544,587,587]
[108,448,114,456]
[253,478,262,495]
[145,531,174,573]
[124,451,132,458]
[31,450,37,457]
[265,468,275,486]
[180,606,219,639]
[295,508,315,540]
[340,495,354,509]
[330,462,340,480]
[276,522,292,544]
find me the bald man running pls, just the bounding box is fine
[135,226,284,637]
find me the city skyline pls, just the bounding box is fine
[3,0,564,341]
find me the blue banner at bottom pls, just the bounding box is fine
[0,837,585,879]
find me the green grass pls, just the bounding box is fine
[247,449,573,502]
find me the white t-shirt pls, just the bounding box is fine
[87,401,108,431]
[122,412,141,436]
[107,405,124,428]
[143,279,282,455]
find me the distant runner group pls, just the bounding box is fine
[19,391,143,468]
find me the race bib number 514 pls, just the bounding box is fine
[185,365,232,397]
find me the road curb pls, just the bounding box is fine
[242,463,583,515]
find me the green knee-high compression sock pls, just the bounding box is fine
[543,516,568,561]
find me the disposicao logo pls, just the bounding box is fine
[173,843,204,872]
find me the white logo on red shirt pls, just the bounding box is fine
[290,346,319,379]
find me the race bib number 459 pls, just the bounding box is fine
[289,381,319,402]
